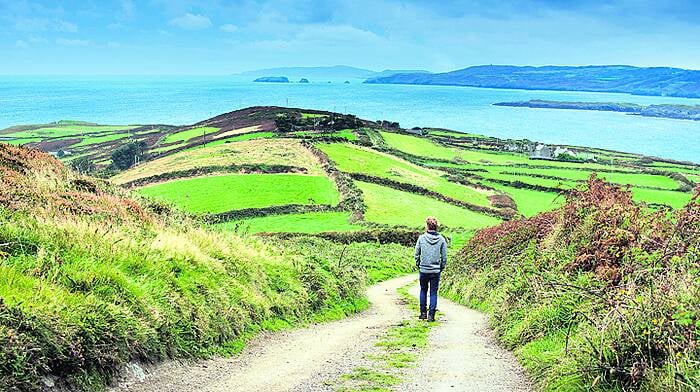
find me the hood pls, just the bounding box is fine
[423,231,442,245]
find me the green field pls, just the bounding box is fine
[294,129,358,141]
[3,125,135,140]
[486,182,565,217]
[319,143,494,207]
[356,181,501,229]
[160,126,219,145]
[139,173,339,213]
[73,132,131,147]
[631,187,694,208]
[197,131,276,148]
[217,211,362,233]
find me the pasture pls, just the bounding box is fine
[138,173,339,213]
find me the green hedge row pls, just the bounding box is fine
[206,204,339,223]
[121,163,307,188]
[348,173,513,220]
[260,228,421,247]
[303,141,367,220]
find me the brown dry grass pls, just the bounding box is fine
[212,125,263,139]
[111,138,325,184]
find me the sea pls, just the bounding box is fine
[2,75,700,162]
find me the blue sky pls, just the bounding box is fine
[3,0,700,74]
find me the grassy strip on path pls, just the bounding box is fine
[334,282,435,392]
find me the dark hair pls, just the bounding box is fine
[426,216,439,231]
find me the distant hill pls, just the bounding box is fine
[240,65,430,81]
[494,99,700,120]
[364,65,700,98]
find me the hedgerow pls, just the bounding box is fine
[441,175,700,391]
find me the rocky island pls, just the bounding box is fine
[253,76,290,83]
[494,99,700,121]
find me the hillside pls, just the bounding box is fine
[3,106,699,243]
[3,107,700,391]
[0,144,413,391]
[364,65,700,98]
[442,177,700,390]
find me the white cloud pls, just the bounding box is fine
[220,24,238,33]
[56,21,78,33]
[56,38,91,46]
[15,18,49,32]
[169,13,212,30]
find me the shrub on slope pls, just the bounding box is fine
[0,145,399,391]
[442,176,700,391]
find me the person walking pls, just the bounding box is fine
[414,216,448,322]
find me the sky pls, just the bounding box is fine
[2,0,700,74]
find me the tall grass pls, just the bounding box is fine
[0,144,412,391]
[442,176,700,391]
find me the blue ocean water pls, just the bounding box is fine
[1,75,700,162]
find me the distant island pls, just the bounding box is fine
[299,78,309,83]
[494,99,700,121]
[242,65,430,81]
[253,76,290,83]
[364,65,700,98]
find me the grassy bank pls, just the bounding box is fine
[0,145,412,391]
[441,176,700,391]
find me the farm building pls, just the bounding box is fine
[529,144,554,160]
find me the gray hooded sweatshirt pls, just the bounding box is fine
[414,231,448,274]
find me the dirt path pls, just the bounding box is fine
[109,275,415,392]
[399,286,531,391]
[109,275,530,392]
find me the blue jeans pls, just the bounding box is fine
[419,272,440,312]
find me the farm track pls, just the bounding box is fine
[109,275,530,392]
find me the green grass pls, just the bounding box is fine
[72,132,131,147]
[2,138,41,145]
[216,212,362,234]
[319,143,494,207]
[182,132,277,150]
[301,113,327,119]
[380,131,457,160]
[356,181,500,229]
[631,187,694,208]
[477,170,579,189]
[3,125,135,140]
[334,283,434,391]
[160,126,219,145]
[138,174,340,213]
[428,129,485,138]
[486,182,565,217]
[294,129,358,141]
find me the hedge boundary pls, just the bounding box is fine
[303,141,367,220]
[349,173,513,220]
[121,163,307,188]
[206,203,338,224]
[258,228,422,247]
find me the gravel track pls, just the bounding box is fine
[108,274,530,392]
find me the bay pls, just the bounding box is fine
[1,75,699,162]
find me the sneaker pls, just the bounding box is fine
[419,310,427,320]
